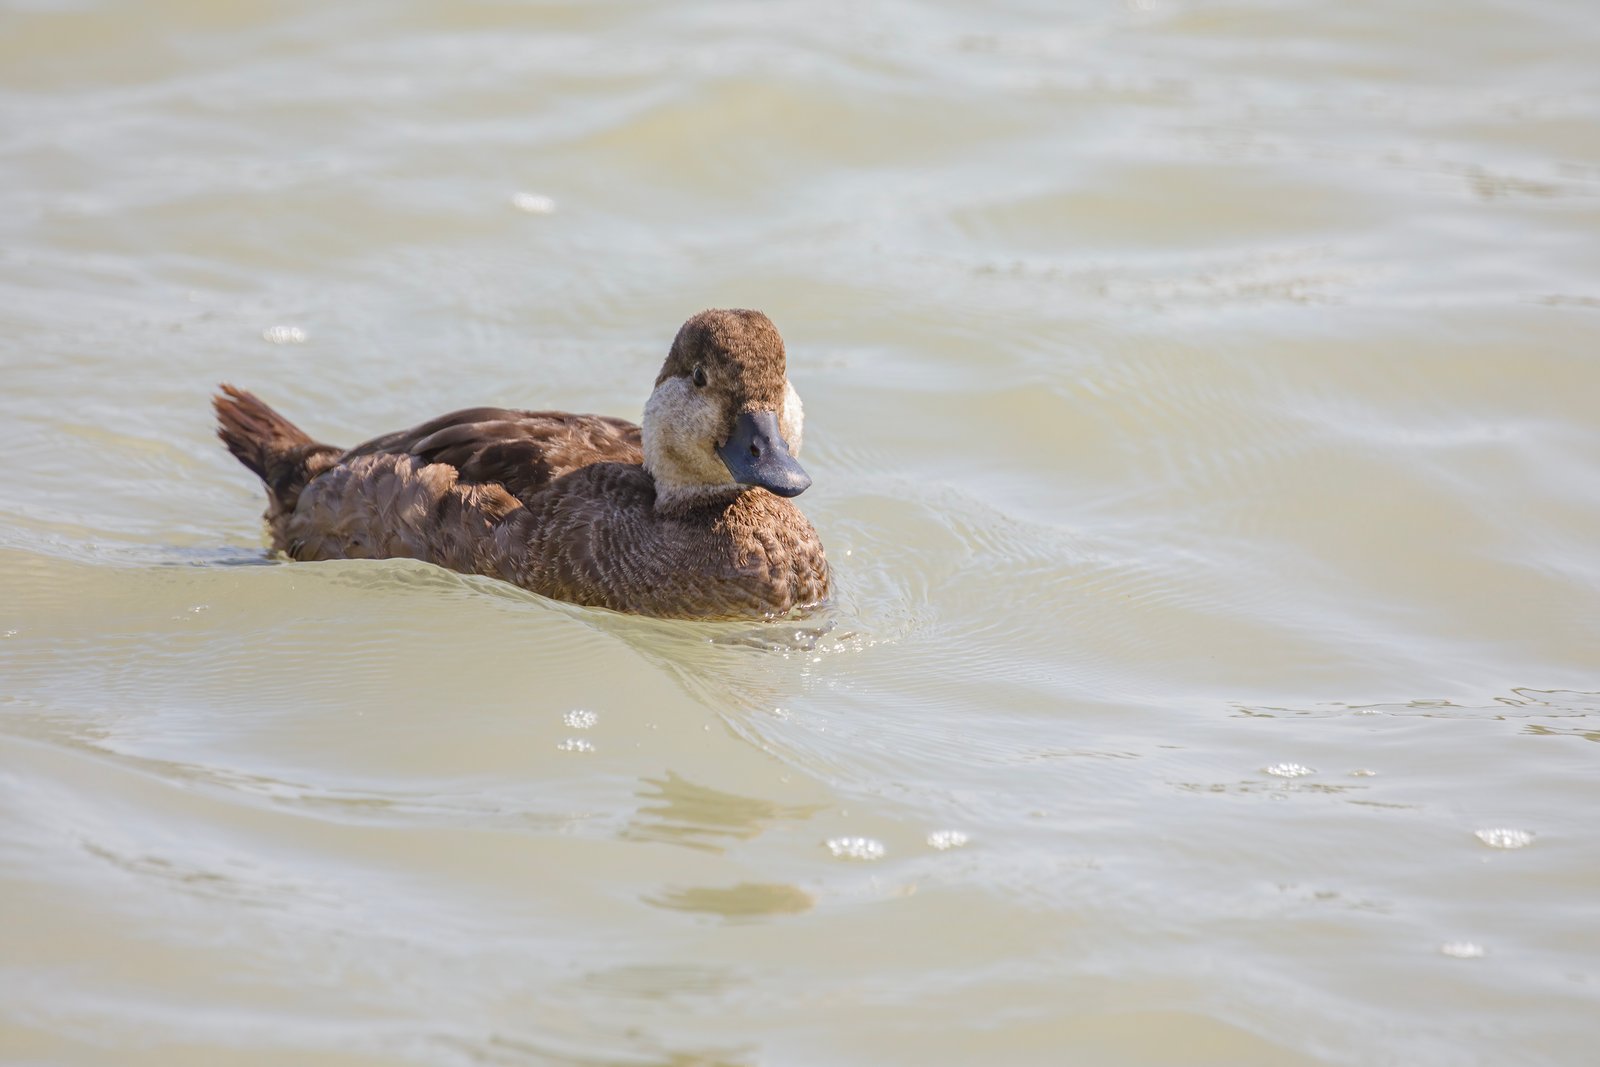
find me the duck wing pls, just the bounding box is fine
[340,408,643,504]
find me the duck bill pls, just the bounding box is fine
[717,410,812,498]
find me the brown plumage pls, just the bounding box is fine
[213,309,830,619]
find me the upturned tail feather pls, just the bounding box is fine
[213,384,341,517]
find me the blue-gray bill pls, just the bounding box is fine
[716,410,811,497]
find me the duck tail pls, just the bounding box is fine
[213,384,341,517]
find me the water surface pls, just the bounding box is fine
[3,1,1600,1064]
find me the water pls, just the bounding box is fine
[3,1,1599,1063]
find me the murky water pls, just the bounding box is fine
[4,1,1599,1063]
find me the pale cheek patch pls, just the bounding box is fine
[780,380,805,456]
[643,377,734,493]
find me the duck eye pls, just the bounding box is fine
[692,365,707,388]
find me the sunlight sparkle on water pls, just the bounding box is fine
[927,830,970,851]
[1475,828,1534,849]
[563,709,598,729]
[1441,942,1487,959]
[826,837,885,861]
[556,738,594,753]
[261,325,307,344]
[511,192,556,214]
[1265,763,1315,778]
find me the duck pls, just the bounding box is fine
[213,308,830,619]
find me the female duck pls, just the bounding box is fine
[214,309,829,619]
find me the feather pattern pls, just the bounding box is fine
[213,310,829,619]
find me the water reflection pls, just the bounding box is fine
[81,839,333,914]
[582,964,735,1000]
[1237,688,1600,721]
[621,772,822,854]
[643,883,814,920]
[426,1030,753,1067]
[1522,723,1600,743]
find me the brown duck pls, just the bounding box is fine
[214,309,830,619]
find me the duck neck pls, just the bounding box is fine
[650,479,745,517]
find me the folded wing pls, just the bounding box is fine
[340,408,644,504]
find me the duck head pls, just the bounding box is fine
[642,309,810,510]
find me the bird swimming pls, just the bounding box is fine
[213,308,830,619]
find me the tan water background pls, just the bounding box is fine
[3,1,1600,1064]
